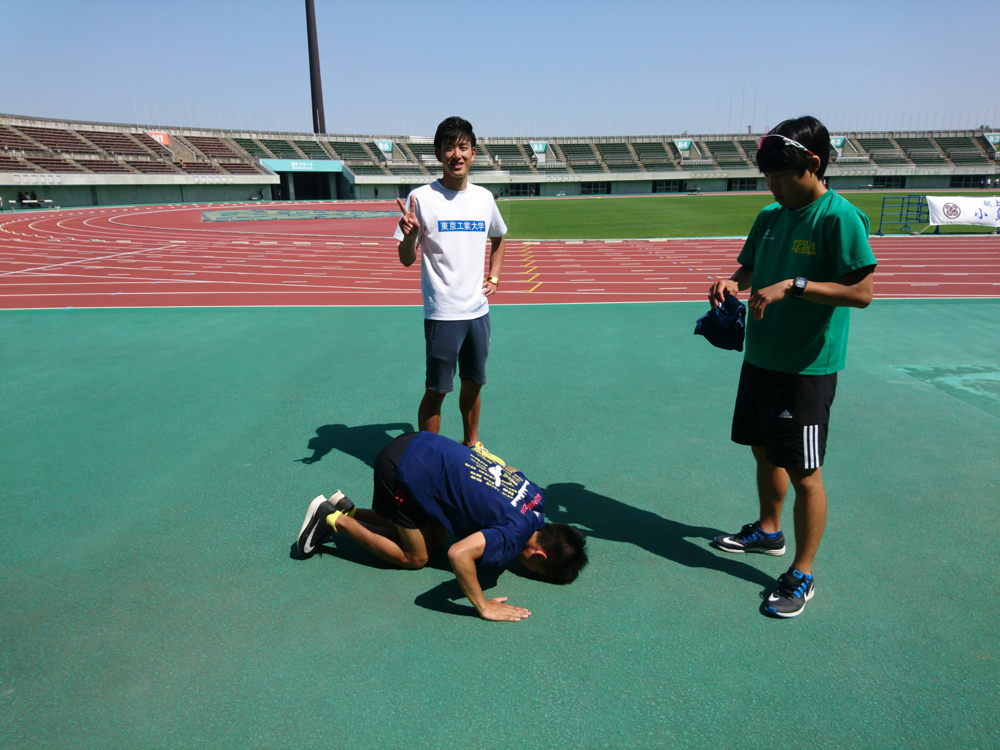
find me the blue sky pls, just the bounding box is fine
[2,0,997,137]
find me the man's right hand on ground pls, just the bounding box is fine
[478,596,531,622]
[395,197,420,237]
[708,279,740,308]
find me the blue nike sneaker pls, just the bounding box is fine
[714,522,786,556]
[764,568,815,618]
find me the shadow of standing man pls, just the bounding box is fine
[297,422,415,468]
[544,482,774,589]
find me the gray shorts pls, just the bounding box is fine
[423,313,490,393]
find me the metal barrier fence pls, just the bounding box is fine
[876,194,939,235]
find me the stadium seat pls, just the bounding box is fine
[77,159,135,173]
[133,132,172,157]
[293,140,332,159]
[77,131,148,156]
[632,141,671,160]
[856,138,911,166]
[935,136,992,166]
[895,137,948,166]
[345,164,386,175]
[389,165,428,175]
[233,138,271,158]
[704,140,749,168]
[595,142,632,160]
[15,126,97,154]
[328,141,373,160]
[176,161,223,174]
[557,143,599,161]
[221,163,263,175]
[260,139,302,158]
[405,142,436,159]
[484,143,526,163]
[184,136,239,159]
[0,125,38,151]
[570,163,608,173]
[26,157,87,172]
[0,155,38,171]
[127,160,180,174]
[679,160,717,170]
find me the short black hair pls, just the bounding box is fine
[756,115,830,179]
[434,116,476,151]
[536,523,588,584]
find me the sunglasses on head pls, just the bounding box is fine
[757,134,818,158]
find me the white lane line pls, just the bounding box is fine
[0,244,179,278]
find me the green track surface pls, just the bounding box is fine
[498,192,999,238]
[2,301,998,748]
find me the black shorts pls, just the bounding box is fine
[424,313,491,393]
[371,432,430,529]
[731,361,837,470]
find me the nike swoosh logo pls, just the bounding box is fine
[303,528,317,554]
[768,593,782,602]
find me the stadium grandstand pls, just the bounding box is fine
[1,111,997,208]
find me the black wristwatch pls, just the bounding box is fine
[791,276,808,298]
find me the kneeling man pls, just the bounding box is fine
[296,432,588,621]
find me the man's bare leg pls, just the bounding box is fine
[418,389,447,434]
[459,380,482,447]
[786,467,827,575]
[752,445,788,534]
[332,514,443,569]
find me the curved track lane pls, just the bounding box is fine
[1,202,998,309]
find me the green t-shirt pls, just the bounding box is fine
[737,190,877,375]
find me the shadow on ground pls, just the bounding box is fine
[544,482,774,588]
[413,568,505,617]
[296,424,774,604]
[297,422,414,467]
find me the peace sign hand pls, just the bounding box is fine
[395,196,420,238]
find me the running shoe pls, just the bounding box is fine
[714,522,786,555]
[764,568,815,618]
[329,490,355,516]
[296,491,353,557]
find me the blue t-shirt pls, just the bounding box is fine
[395,432,546,567]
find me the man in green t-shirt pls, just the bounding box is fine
[707,116,877,618]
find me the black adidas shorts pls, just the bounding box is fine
[731,361,837,471]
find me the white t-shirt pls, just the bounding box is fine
[393,180,507,320]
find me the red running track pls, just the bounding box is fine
[1,201,998,309]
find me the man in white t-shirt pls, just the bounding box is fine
[393,116,508,452]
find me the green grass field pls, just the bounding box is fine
[498,191,999,239]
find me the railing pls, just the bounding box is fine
[876,195,932,236]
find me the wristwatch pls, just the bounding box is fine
[791,276,808,298]
[487,275,500,286]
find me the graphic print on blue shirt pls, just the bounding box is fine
[437,220,487,232]
[395,432,546,567]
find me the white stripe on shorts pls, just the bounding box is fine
[802,425,819,469]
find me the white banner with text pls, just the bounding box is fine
[927,195,1000,227]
